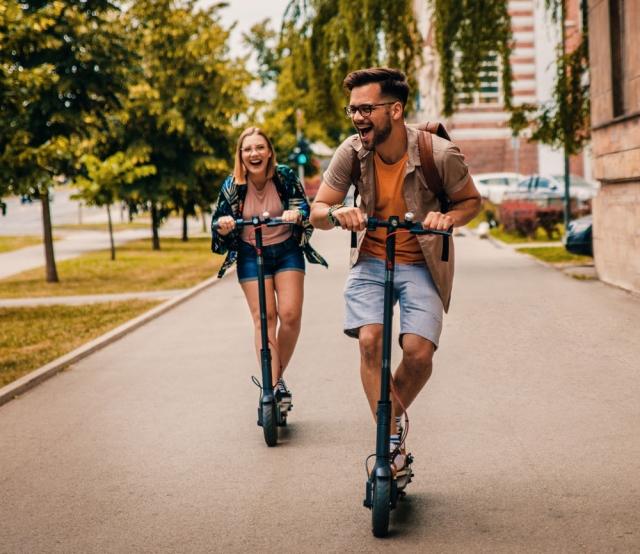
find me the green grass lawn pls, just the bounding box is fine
[0,300,160,387]
[490,225,564,244]
[0,237,223,298]
[0,236,43,253]
[516,246,593,264]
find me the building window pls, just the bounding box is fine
[609,0,626,116]
[456,53,501,107]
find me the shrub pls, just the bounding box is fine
[536,206,564,239]
[499,201,538,238]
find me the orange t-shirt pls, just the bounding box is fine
[360,152,424,264]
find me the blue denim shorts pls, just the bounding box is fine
[236,236,305,283]
[343,256,444,347]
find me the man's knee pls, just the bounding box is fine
[359,325,382,366]
[401,335,435,375]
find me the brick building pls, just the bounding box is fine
[412,0,588,178]
[588,0,640,293]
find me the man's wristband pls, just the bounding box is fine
[327,203,345,226]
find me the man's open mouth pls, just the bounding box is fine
[357,125,373,141]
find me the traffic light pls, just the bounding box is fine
[296,150,308,166]
[290,137,312,167]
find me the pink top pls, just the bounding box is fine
[241,179,292,246]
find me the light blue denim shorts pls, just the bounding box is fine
[343,256,444,347]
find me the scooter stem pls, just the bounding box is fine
[254,220,273,399]
[374,216,398,469]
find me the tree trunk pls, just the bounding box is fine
[41,187,59,283]
[107,203,116,261]
[151,202,160,250]
[201,210,207,233]
[182,209,188,242]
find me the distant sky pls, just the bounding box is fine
[218,0,291,58]
[215,0,292,99]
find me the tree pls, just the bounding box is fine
[121,0,250,249]
[73,148,156,260]
[429,0,590,227]
[0,0,133,282]
[431,0,513,116]
[509,0,590,227]
[246,1,422,149]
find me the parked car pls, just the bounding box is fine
[504,174,598,205]
[550,174,600,203]
[472,172,523,204]
[563,214,593,256]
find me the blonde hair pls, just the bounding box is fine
[233,127,278,184]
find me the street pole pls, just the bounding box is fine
[295,108,305,185]
[561,0,571,231]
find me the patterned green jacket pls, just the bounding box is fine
[211,164,328,277]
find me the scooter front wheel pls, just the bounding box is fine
[371,475,391,537]
[261,401,278,447]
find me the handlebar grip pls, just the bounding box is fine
[411,228,452,237]
[266,217,296,227]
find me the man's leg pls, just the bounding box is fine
[391,333,435,421]
[358,324,383,418]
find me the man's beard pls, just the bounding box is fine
[361,117,392,151]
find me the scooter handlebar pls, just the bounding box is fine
[332,213,452,262]
[346,215,453,237]
[212,214,296,230]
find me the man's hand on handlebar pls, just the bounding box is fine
[422,211,454,232]
[215,216,236,236]
[332,206,367,231]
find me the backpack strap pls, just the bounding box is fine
[417,129,451,262]
[417,130,450,214]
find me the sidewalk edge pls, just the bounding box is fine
[0,273,224,408]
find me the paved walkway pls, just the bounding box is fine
[1,229,639,552]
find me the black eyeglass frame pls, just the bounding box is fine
[343,101,397,118]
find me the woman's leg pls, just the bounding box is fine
[240,278,282,386]
[273,270,304,376]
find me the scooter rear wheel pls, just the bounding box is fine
[261,402,278,447]
[371,476,391,537]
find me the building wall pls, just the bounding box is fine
[589,0,640,293]
[412,0,587,177]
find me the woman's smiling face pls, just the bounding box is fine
[241,134,272,180]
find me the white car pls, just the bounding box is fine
[504,174,599,205]
[472,172,523,204]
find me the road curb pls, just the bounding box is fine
[0,273,225,408]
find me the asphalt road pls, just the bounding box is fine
[1,229,639,553]
[0,190,107,235]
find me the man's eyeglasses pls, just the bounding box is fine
[344,102,396,118]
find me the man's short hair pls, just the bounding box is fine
[343,67,409,107]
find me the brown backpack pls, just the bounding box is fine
[349,121,453,258]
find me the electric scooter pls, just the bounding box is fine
[213,212,294,447]
[337,212,452,537]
